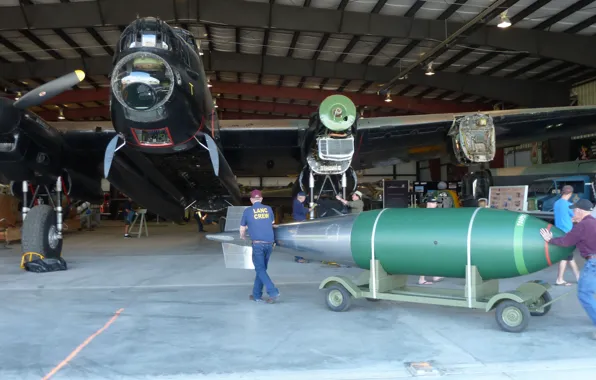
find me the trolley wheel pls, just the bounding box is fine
[325,284,352,312]
[366,298,381,302]
[495,300,530,333]
[529,291,552,317]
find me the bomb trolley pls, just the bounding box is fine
[320,259,571,333]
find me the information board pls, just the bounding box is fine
[488,185,528,212]
[382,180,410,208]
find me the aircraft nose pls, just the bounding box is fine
[110,51,175,112]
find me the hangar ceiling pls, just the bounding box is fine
[1,0,595,121]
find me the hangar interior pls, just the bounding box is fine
[2,0,596,379]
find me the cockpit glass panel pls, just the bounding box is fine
[173,28,198,49]
[111,52,175,112]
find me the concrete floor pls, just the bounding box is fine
[0,219,595,380]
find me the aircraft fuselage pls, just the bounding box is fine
[110,18,216,153]
[105,17,241,220]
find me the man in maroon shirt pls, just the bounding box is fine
[540,199,596,339]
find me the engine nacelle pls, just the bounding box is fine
[447,114,496,165]
[304,94,358,176]
[307,134,354,175]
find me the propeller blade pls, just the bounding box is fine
[13,70,86,109]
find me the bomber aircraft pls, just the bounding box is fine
[2,16,596,261]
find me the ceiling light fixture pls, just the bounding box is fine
[213,99,218,108]
[384,93,392,103]
[498,12,511,28]
[15,91,21,101]
[425,62,435,76]
[58,108,65,120]
[208,78,212,88]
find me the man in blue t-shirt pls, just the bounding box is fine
[553,185,581,286]
[240,189,280,303]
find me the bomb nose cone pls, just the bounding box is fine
[274,214,358,266]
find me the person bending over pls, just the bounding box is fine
[540,199,596,339]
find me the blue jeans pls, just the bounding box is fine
[124,211,135,225]
[252,243,279,299]
[578,259,596,326]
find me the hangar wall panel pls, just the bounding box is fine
[440,156,452,181]
[504,148,531,167]
[419,160,432,182]
[419,169,431,181]
[360,162,416,176]
[360,176,416,183]
[237,177,295,187]
[573,80,596,105]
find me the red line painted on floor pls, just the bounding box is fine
[41,308,124,380]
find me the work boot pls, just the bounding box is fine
[266,293,280,304]
[249,295,263,303]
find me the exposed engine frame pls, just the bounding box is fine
[300,95,359,218]
[448,114,496,165]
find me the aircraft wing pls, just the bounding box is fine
[61,129,118,174]
[58,129,118,202]
[219,105,596,172]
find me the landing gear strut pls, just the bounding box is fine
[300,166,357,219]
[19,177,68,273]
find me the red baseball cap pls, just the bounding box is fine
[250,189,263,198]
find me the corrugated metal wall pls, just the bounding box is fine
[573,80,596,105]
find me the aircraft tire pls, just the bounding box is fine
[22,205,63,260]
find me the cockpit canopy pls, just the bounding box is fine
[116,17,196,55]
[172,27,199,50]
[111,51,175,112]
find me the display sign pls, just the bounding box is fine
[488,185,528,212]
[382,180,410,208]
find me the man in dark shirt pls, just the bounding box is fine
[291,191,313,263]
[292,191,312,222]
[540,199,596,338]
[240,189,280,304]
